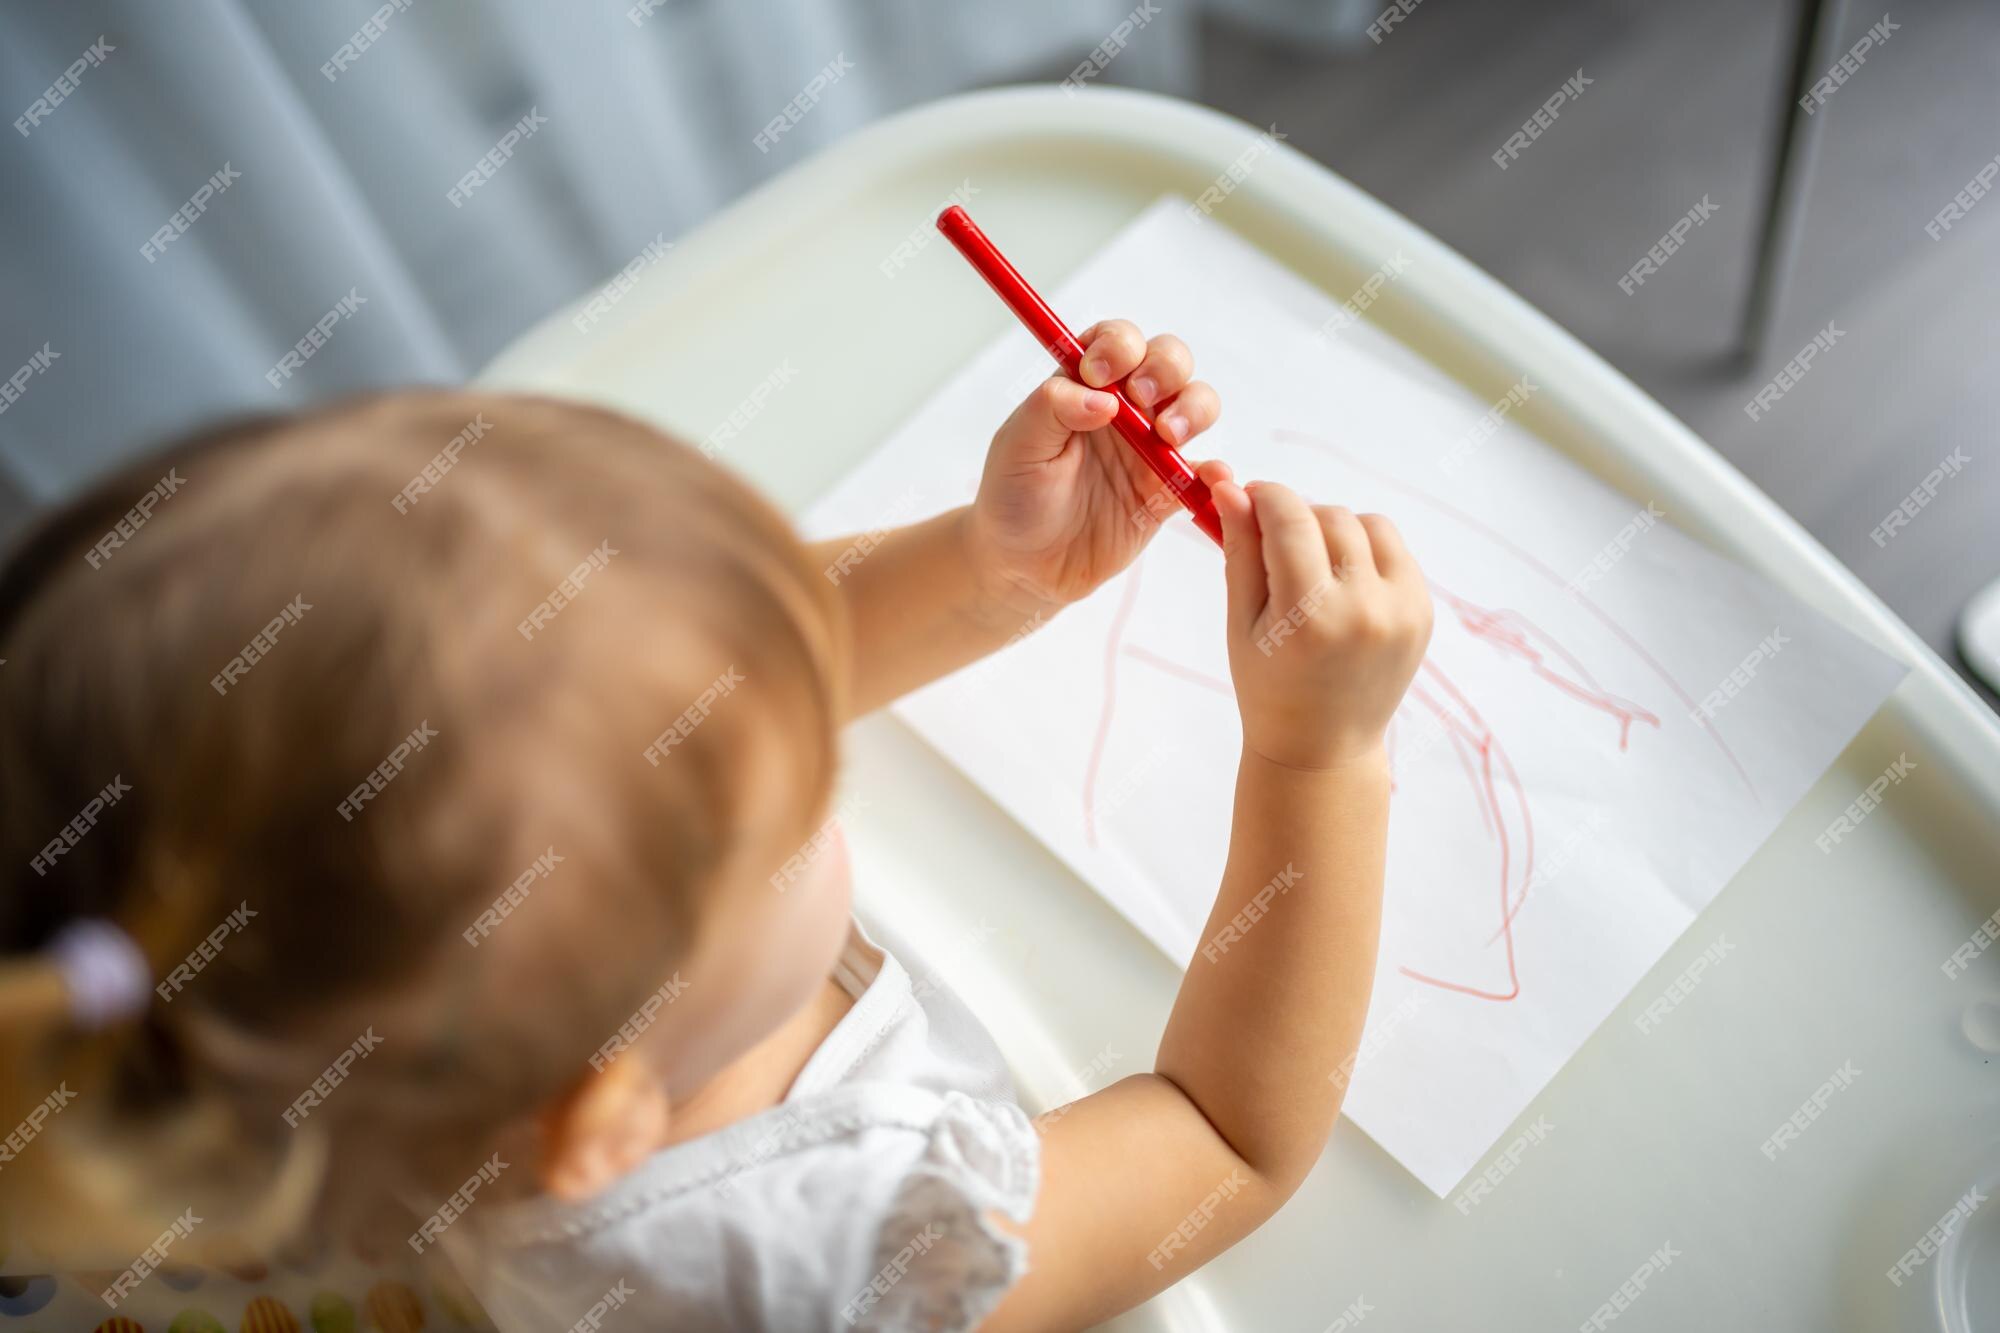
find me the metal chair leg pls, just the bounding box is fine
[1738,0,1847,363]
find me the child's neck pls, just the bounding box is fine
[661,977,855,1147]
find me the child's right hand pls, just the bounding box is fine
[1213,477,1432,771]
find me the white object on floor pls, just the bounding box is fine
[804,198,1908,1198]
[1957,576,2000,694]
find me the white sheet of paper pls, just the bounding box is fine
[806,198,1907,1197]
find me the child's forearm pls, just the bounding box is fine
[812,507,1050,719]
[1155,745,1389,1193]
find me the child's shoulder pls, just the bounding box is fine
[460,923,1042,1331]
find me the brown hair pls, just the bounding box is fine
[0,390,845,1263]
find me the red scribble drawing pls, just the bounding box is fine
[1095,568,1651,1002]
[1074,431,1732,1004]
[1429,589,1657,752]
[1081,566,1146,847]
[1272,428,1756,802]
[1389,657,1542,1001]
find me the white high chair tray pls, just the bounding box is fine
[481,87,2000,1333]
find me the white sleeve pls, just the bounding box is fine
[835,1091,1041,1333]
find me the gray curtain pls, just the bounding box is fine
[2,0,1374,499]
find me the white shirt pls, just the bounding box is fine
[451,922,1042,1332]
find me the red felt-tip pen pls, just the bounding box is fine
[935,206,1225,548]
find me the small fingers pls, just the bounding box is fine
[1356,513,1415,582]
[1249,483,1333,614]
[1078,319,1147,388]
[1316,505,1376,581]
[1214,478,1266,629]
[1358,512,1433,647]
[1156,381,1220,447]
[1127,334,1194,409]
[1040,377,1120,433]
[998,378,1118,461]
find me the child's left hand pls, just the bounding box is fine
[965,320,1225,617]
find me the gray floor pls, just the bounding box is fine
[1193,0,2000,710]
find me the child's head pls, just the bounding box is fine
[0,390,853,1261]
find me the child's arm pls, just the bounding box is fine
[809,320,1222,718]
[980,481,1432,1332]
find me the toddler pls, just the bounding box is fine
[0,320,1430,1330]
